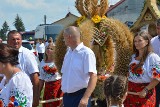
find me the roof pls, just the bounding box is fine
[107,0,125,13]
[131,0,160,31]
[52,12,78,24]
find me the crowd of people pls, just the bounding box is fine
[0,18,160,107]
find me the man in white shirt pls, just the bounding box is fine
[151,19,160,107]
[7,30,40,107]
[61,26,97,107]
[36,39,45,62]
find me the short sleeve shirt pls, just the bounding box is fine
[128,53,160,83]
[17,46,39,77]
[151,36,160,56]
[0,72,33,107]
[36,43,45,53]
[39,60,61,82]
[61,43,97,93]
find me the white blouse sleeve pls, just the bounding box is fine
[8,74,33,107]
[147,53,160,81]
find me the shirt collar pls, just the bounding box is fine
[19,46,23,52]
[68,42,84,52]
[75,42,84,51]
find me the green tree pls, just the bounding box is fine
[13,14,25,32]
[0,21,10,40]
[157,0,160,5]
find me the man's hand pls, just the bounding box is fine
[78,97,89,107]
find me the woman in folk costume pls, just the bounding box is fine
[124,31,160,107]
[0,43,33,107]
[39,43,63,107]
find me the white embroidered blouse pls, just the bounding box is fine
[0,72,33,107]
[39,60,61,82]
[128,53,160,83]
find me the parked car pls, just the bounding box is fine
[22,40,40,64]
[22,40,37,56]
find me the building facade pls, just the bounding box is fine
[107,0,145,26]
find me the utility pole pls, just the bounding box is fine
[44,15,46,24]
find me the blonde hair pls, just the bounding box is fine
[44,43,55,61]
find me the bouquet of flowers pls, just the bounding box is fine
[43,64,57,75]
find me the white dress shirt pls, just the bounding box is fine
[36,43,45,53]
[151,35,160,56]
[17,46,39,77]
[61,43,97,93]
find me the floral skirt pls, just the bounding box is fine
[43,79,63,107]
[124,81,155,107]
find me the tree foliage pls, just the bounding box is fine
[0,21,10,40]
[13,14,25,32]
[157,0,160,5]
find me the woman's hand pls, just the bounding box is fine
[137,89,147,98]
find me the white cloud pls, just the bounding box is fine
[5,0,48,9]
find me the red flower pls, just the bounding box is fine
[152,68,157,74]
[130,63,143,75]
[153,70,158,78]
[43,65,57,74]
[0,100,4,107]
[8,102,14,107]
[9,96,15,102]
[99,76,107,81]
[49,67,57,73]
[43,65,50,71]
[136,68,143,74]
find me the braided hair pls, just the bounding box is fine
[104,75,128,107]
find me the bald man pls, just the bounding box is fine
[61,26,97,107]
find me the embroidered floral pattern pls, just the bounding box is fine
[0,100,4,107]
[124,81,155,106]
[9,89,27,107]
[0,88,28,107]
[130,63,143,76]
[152,67,160,79]
[43,64,57,75]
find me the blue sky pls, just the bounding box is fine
[0,0,119,31]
